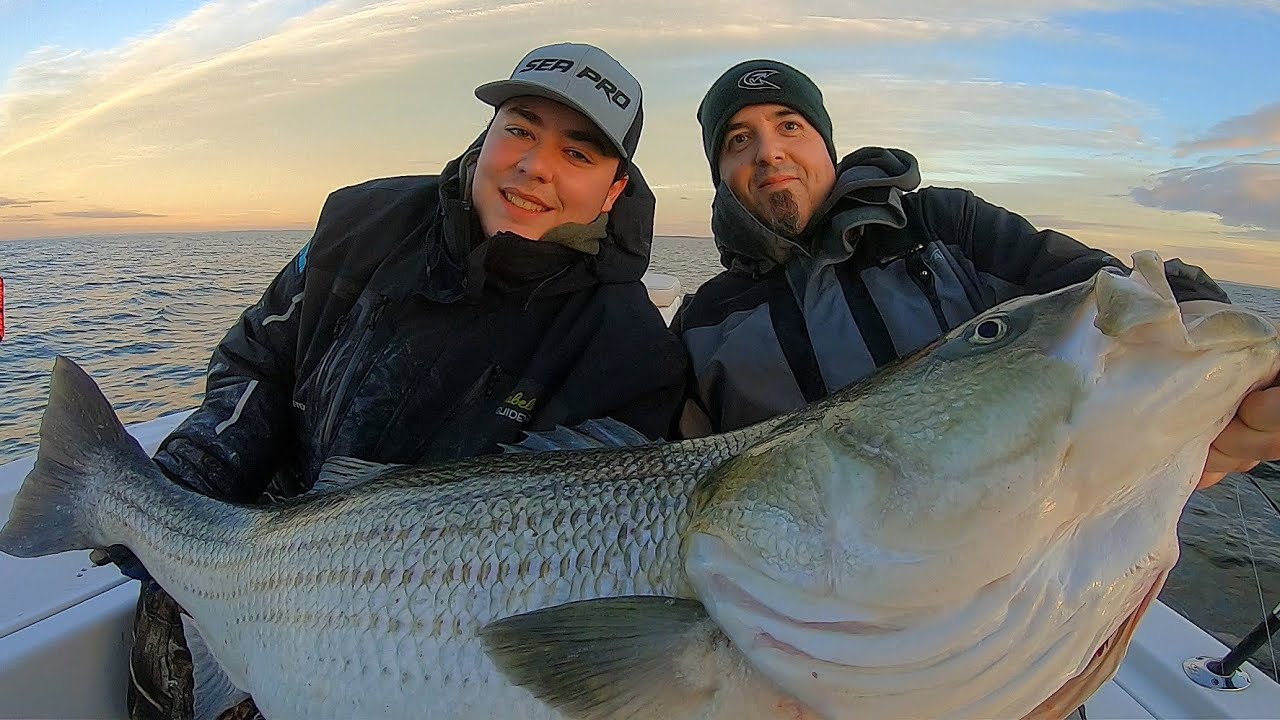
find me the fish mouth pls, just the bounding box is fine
[1093,251,1278,351]
[1091,252,1183,344]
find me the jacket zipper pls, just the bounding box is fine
[319,296,391,448]
[302,312,350,414]
[906,245,949,331]
[400,363,506,461]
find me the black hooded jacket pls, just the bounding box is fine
[153,144,687,502]
[674,147,1229,433]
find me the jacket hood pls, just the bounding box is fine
[419,133,657,303]
[711,146,921,276]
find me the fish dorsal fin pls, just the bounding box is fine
[478,596,725,719]
[181,615,250,720]
[499,418,658,454]
[311,456,399,495]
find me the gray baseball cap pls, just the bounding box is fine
[475,43,644,160]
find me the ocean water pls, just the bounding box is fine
[1,231,1277,680]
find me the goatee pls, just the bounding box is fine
[762,189,802,238]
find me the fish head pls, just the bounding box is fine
[683,251,1280,719]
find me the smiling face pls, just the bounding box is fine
[471,95,629,241]
[717,103,836,238]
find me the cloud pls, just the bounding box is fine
[0,196,53,208]
[1023,214,1151,232]
[804,74,1165,187]
[0,1,612,160]
[800,14,1069,42]
[1,0,1276,244]
[55,210,165,218]
[1131,162,1280,233]
[1176,102,1280,155]
[3,0,1269,161]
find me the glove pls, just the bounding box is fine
[89,544,154,583]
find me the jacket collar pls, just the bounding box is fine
[710,146,922,276]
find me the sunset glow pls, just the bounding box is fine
[2,1,1277,283]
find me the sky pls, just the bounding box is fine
[1,0,1278,284]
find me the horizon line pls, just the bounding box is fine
[0,228,718,243]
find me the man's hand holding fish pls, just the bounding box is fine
[1201,383,1280,488]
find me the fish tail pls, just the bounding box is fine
[0,356,156,557]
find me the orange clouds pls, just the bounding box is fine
[1176,102,1280,156]
[1131,162,1280,234]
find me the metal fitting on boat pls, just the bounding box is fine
[1184,601,1280,691]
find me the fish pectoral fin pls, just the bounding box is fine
[180,615,250,720]
[312,456,402,494]
[500,417,659,454]
[478,596,725,720]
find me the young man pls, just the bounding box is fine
[674,58,1280,489]
[118,43,687,720]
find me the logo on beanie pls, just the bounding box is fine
[738,69,780,90]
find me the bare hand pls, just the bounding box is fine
[1199,384,1280,489]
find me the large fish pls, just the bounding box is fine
[2,251,1278,720]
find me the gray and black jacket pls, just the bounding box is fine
[673,147,1228,433]
[153,141,687,504]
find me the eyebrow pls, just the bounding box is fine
[504,103,612,157]
[725,108,803,135]
[507,104,543,126]
[564,128,612,157]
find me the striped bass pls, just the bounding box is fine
[2,251,1278,719]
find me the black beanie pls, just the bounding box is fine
[697,59,837,184]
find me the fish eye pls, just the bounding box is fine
[972,316,1009,344]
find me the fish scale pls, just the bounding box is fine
[4,252,1279,720]
[103,442,747,719]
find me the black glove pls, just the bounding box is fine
[89,544,154,583]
